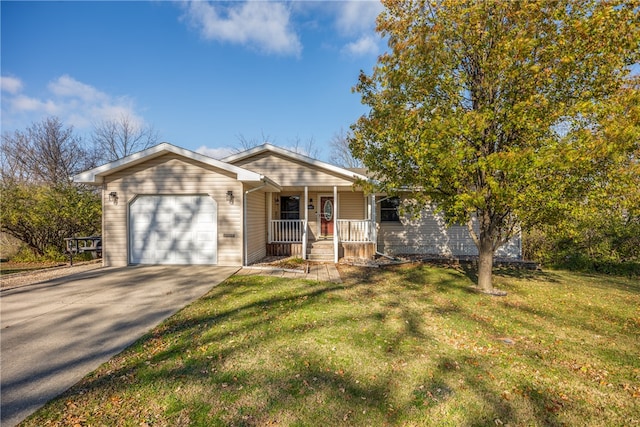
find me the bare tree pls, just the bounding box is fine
[234,132,319,158]
[287,135,319,159]
[92,114,159,162]
[1,117,94,184]
[234,131,273,153]
[329,127,363,169]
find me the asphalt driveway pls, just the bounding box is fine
[0,265,238,426]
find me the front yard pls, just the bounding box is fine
[21,264,640,426]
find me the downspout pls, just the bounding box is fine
[244,180,268,267]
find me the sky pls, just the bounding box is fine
[1,1,384,160]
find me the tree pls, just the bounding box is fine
[235,133,320,158]
[0,182,101,256]
[329,127,363,169]
[92,114,159,162]
[287,135,320,159]
[1,117,102,257]
[1,117,96,184]
[350,0,640,293]
[235,131,274,152]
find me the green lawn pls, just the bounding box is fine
[22,264,639,426]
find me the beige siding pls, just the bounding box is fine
[245,189,266,265]
[103,153,244,267]
[339,192,366,219]
[232,152,355,188]
[377,203,521,258]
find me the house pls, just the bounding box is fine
[74,142,521,267]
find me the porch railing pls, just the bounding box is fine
[337,219,374,242]
[270,219,306,243]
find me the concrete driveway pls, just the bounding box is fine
[0,265,238,426]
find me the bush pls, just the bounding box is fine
[1,182,101,256]
[11,246,65,263]
[524,215,640,277]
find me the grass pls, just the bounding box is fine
[268,256,307,271]
[0,261,65,276]
[21,264,640,426]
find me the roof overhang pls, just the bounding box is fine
[222,143,371,183]
[73,142,270,185]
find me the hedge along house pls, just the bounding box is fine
[74,142,521,267]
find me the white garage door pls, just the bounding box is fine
[129,195,217,265]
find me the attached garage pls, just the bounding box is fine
[73,143,280,267]
[129,195,217,265]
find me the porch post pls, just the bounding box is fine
[302,186,308,260]
[371,194,377,247]
[267,193,272,243]
[333,186,338,263]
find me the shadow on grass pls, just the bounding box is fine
[22,267,639,426]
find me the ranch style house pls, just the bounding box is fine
[74,143,521,267]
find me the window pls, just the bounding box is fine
[380,197,400,222]
[280,196,300,219]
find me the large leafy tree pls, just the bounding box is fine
[350,0,640,293]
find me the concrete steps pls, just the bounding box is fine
[307,240,335,262]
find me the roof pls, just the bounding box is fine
[222,143,371,182]
[73,142,281,191]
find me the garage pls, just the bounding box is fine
[129,195,217,265]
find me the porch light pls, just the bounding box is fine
[308,198,314,210]
[226,190,234,204]
[108,191,118,204]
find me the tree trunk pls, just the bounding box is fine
[477,236,494,293]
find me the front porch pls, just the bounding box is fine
[266,219,376,261]
[245,179,377,265]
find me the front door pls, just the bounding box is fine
[320,196,334,237]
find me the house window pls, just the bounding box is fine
[280,196,300,219]
[380,197,400,222]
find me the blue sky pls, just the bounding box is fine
[1,1,384,160]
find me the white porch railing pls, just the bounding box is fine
[270,220,306,243]
[337,219,374,242]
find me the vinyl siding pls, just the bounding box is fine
[102,153,244,267]
[245,189,266,265]
[231,152,355,188]
[377,204,521,259]
[339,192,366,220]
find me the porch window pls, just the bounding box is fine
[380,197,400,222]
[280,195,300,219]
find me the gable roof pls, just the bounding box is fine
[222,143,371,182]
[73,142,280,190]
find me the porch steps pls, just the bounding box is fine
[307,240,335,262]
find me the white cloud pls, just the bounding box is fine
[48,74,107,103]
[1,74,144,131]
[342,34,380,57]
[335,1,383,36]
[1,76,23,94]
[11,95,60,114]
[196,145,235,159]
[181,1,302,56]
[331,1,383,58]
